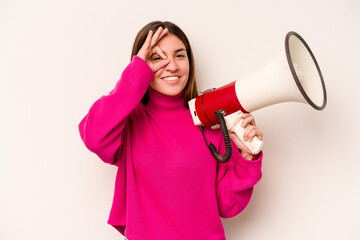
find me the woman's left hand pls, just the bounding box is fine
[229,113,263,161]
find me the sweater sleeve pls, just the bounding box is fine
[78,56,154,165]
[216,142,263,218]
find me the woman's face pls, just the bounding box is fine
[149,34,189,96]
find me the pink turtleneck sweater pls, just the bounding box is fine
[79,56,262,240]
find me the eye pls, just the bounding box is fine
[151,56,162,61]
[176,54,185,58]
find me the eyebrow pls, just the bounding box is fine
[175,48,186,53]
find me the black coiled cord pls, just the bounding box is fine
[200,110,232,163]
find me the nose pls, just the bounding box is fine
[165,58,179,72]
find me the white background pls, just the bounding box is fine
[1,0,359,239]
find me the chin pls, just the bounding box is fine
[162,89,182,96]
[152,85,185,96]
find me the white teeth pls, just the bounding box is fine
[162,76,180,81]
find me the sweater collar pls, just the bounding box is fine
[147,87,186,112]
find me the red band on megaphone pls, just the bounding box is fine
[195,81,248,128]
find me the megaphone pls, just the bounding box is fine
[188,31,327,162]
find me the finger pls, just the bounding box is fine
[143,30,153,50]
[152,59,170,73]
[158,28,168,41]
[246,127,263,142]
[152,46,167,59]
[241,114,255,127]
[137,30,153,60]
[247,128,261,142]
[151,27,168,47]
[241,113,251,118]
[243,125,256,141]
[150,27,164,47]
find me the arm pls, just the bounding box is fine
[216,147,262,218]
[78,56,154,164]
[79,27,170,165]
[216,113,263,217]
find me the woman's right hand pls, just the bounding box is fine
[137,27,170,73]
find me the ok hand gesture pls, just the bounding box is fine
[137,27,170,73]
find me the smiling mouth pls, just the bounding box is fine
[162,76,180,81]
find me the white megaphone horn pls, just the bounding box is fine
[188,31,327,162]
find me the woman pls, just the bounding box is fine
[79,21,263,240]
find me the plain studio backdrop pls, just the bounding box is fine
[1,0,359,239]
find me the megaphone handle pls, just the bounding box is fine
[225,112,263,155]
